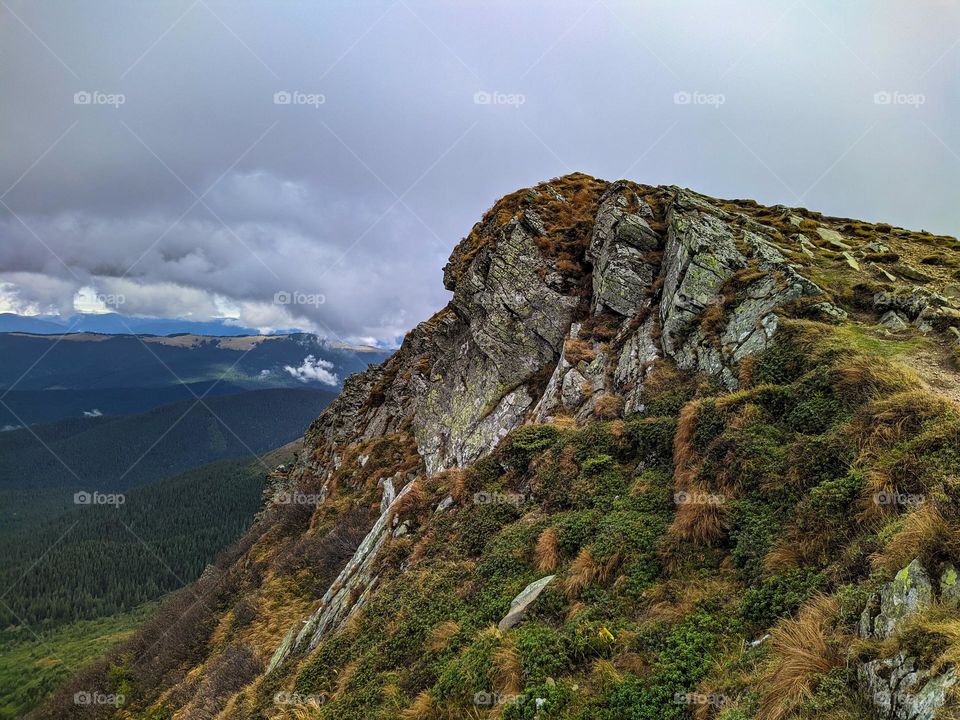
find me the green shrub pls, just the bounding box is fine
[739,569,824,629]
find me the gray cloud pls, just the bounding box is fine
[1,0,957,343]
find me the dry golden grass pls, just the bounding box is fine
[589,658,623,691]
[830,354,919,406]
[333,659,359,699]
[534,527,560,571]
[565,548,601,598]
[644,577,736,622]
[492,641,522,696]
[763,540,808,572]
[871,503,955,573]
[400,691,438,720]
[667,482,727,546]
[564,338,597,366]
[673,402,701,486]
[391,480,426,518]
[427,620,461,653]
[853,390,949,455]
[738,353,757,388]
[593,393,624,420]
[758,594,842,720]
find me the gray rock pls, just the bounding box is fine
[857,560,955,720]
[874,289,931,320]
[659,197,826,389]
[890,263,934,283]
[435,495,454,513]
[417,217,580,473]
[588,183,661,316]
[816,226,851,250]
[879,310,911,331]
[497,575,555,631]
[808,302,849,324]
[615,315,660,415]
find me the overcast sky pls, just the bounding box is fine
[1,0,958,344]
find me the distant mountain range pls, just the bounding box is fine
[0,330,392,427]
[0,312,270,336]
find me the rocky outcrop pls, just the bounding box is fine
[269,478,418,671]
[298,178,842,480]
[858,559,958,720]
[268,175,849,661]
[658,191,828,388]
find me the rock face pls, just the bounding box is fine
[294,177,837,482]
[267,175,844,664]
[858,559,958,720]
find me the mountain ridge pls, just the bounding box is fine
[34,173,960,720]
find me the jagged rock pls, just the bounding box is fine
[660,196,826,389]
[270,480,419,669]
[860,653,957,720]
[816,226,851,250]
[870,560,933,640]
[808,302,848,324]
[588,183,661,316]
[497,575,555,631]
[864,241,892,254]
[873,263,898,282]
[842,251,860,271]
[879,310,911,331]
[435,495,454,513]
[891,263,934,283]
[615,315,660,414]
[416,216,580,473]
[874,289,931,320]
[858,560,955,720]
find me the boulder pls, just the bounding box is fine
[498,575,555,631]
[879,310,910,331]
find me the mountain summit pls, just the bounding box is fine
[39,174,960,720]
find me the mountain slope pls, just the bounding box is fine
[35,174,960,720]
